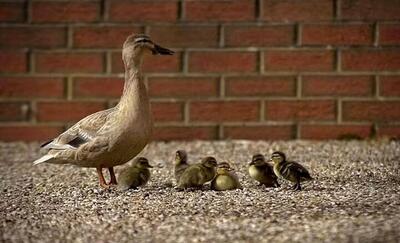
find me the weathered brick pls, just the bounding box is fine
[112,51,181,73]
[0,51,27,73]
[263,0,333,21]
[73,77,123,98]
[343,101,400,122]
[189,52,257,73]
[301,125,371,139]
[302,24,372,45]
[0,77,64,98]
[265,50,334,71]
[37,101,106,122]
[378,125,400,138]
[149,25,219,47]
[0,27,66,48]
[379,24,400,45]
[224,125,295,140]
[341,0,400,20]
[265,100,335,121]
[148,77,219,98]
[32,1,100,23]
[0,2,24,22]
[109,1,177,22]
[35,52,104,73]
[152,126,217,140]
[151,102,183,122]
[73,26,142,48]
[342,50,400,71]
[380,76,400,97]
[0,126,63,142]
[0,102,29,121]
[225,25,294,47]
[302,75,373,96]
[190,101,259,122]
[186,0,255,21]
[226,76,296,96]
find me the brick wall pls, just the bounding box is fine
[0,0,400,141]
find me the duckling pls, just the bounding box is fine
[174,150,189,183]
[248,154,279,188]
[177,156,217,190]
[117,157,153,190]
[271,151,313,191]
[211,162,242,191]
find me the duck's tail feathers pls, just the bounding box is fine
[33,154,55,165]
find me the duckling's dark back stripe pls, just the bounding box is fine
[252,154,264,162]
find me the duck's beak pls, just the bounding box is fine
[147,164,153,168]
[151,44,174,55]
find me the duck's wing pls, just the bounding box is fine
[33,108,115,165]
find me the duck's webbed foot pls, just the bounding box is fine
[97,167,110,189]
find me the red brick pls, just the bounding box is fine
[37,101,106,122]
[0,27,66,48]
[379,24,400,45]
[302,24,372,45]
[151,102,183,122]
[73,26,142,48]
[189,52,257,73]
[109,1,177,22]
[225,25,294,47]
[149,25,219,48]
[378,125,400,138]
[224,125,294,140]
[112,51,181,73]
[152,126,217,140]
[36,52,104,73]
[302,75,373,96]
[0,126,63,142]
[148,77,219,98]
[0,2,24,22]
[0,77,64,98]
[32,1,100,23]
[0,102,29,121]
[263,0,333,21]
[0,51,27,73]
[186,0,255,22]
[301,125,371,139]
[341,0,400,20]
[342,50,400,71]
[265,100,335,121]
[343,101,400,122]
[226,76,296,96]
[265,50,334,71]
[190,101,260,122]
[380,76,400,97]
[73,77,123,98]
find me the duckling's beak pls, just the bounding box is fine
[147,164,153,168]
[151,44,174,55]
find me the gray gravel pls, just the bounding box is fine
[1,140,400,243]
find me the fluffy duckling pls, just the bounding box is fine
[248,154,279,188]
[271,151,313,191]
[174,150,189,183]
[118,157,153,190]
[177,156,217,190]
[211,162,242,191]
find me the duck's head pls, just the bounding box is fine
[249,154,265,166]
[133,157,153,169]
[175,150,187,165]
[202,156,218,168]
[217,162,233,174]
[271,151,286,164]
[122,34,174,66]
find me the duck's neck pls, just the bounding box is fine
[117,60,150,119]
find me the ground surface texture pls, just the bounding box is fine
[1,140,399,243]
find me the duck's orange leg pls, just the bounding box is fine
[96,167,109,189]
[108,167,117,185]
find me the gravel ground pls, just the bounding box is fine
[1,140,400,243]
